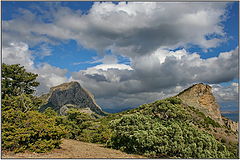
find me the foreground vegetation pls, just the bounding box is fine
[2,64,238,158]
[2,64,66,153]
[46,97,238,158]
[64,98,236,158]
[106,102,232,158]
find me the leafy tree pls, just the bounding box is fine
[2,63,39,98]
[2,93,42,112]
[2,64,66,153]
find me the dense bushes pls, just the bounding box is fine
[2,109,66,153]
[146,99,190,120]
[105,98,236,158]
[79,123,111,143]
[54,98,237,159]
[55,108,93,140]
[54,108,111,143]
[107,113,233,158]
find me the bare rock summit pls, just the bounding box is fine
[39,81,104,115]
[177,83,224,125]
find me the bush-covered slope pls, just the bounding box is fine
[55,97,238,158]
[105,98,236,158]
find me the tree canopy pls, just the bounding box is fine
[2,63,39,98]
[2,63,65,153]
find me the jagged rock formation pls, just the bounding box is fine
[39,81,105,115]
[222,116,238,132]
[177,83,224,125]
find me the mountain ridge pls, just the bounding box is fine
[39,82,238,131]
[39,81,105,116]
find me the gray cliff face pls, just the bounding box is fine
[39,81,104,115]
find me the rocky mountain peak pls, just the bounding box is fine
[177,83,224,125]
[40,81,104,116]
[178,83,212,96]
[50,81,80,92]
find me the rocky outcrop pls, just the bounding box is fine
[177,83,224,125]
[222,116,238,132]
[39,81,105,115]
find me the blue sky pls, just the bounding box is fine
[2,2,239,112]
[2,2,238,70]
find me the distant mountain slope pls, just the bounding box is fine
[39,81,105,116]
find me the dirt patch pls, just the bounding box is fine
[2,139,145,159]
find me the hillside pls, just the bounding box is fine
[86,84,238,158]
[2,139,144,158]
[37,82,237,158]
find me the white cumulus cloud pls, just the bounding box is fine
[3,2,228,57]
[70,48,238,110]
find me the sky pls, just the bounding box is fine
[2,1,239,113]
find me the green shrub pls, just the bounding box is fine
[204,117,221,128]
[226,142,239,158]
[79,124,111,143]
[2,94,42,112]
[144,99,189,121]
[2,109,66,153]
[166,97,182,104]
[196,110,206,118]
[66,108,93,123]
[55,109,94,140]
[43,107,58,117]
